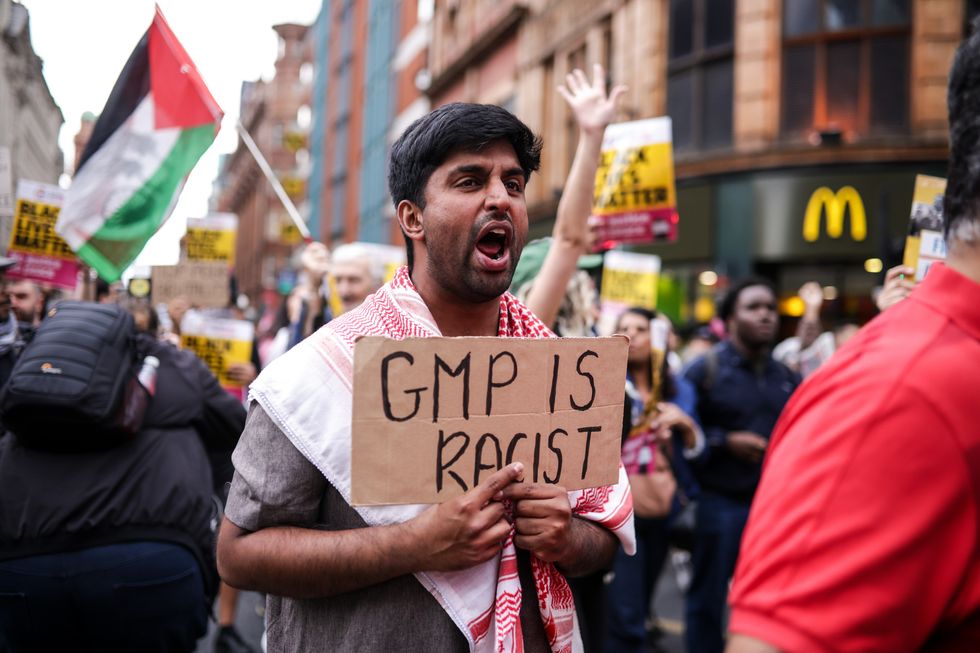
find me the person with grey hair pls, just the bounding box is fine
[725,26,980,653]
[329,243,384,315]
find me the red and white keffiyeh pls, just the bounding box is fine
[250,267,635,653]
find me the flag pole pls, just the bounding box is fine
[235,120,312,243]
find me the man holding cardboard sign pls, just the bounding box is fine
[217,103,635,653]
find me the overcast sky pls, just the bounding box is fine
[20,0,322,266]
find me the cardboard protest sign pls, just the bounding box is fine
[186,213,237,265]
[7,180,79,290]
[351,336,628,505]
[598,250,661,335]
[902,175,947,281]
[151,262,229,308]
[591,117,678,246]
[180,310,255,401]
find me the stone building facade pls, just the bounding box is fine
[0,0,63,186]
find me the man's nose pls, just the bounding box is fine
[484,178,512,213]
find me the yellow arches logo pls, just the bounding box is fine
[803,186,867,242]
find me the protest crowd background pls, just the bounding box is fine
[1,1,979,652]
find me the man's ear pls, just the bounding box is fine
[396,200,424,244]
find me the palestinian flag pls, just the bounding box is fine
[58,6,222,282]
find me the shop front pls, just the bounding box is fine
[632,162,947,329]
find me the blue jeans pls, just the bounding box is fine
[684,492,751,653]
[0,541,208,653]
[605,515,670,653]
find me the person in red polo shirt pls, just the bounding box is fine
[725,29,980,653]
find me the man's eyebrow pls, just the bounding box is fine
[448,164,525,178]
[449,164,489,176]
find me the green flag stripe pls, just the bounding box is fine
[78,123,216,282]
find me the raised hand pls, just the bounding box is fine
[410,463,523,572]
[557,63,627,135]
[876,265,915,312]
[798,281,824,314]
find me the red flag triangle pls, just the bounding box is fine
[148,5,223,131]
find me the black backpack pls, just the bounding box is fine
[0,301,149,452]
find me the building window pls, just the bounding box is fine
[667,0,735,153]
[781,0,910,139]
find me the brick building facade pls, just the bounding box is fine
[215,23,313,301]
[426,0,966,323]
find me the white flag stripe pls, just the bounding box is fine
[57,95,180,250]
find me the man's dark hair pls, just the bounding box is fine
[718,277,776,323]
[95,278,111,302]
[616,306,656,328]
[944,22,980,245]
[387,103,543,270]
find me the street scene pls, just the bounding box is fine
[1,1,979,652]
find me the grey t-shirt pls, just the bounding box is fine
[225,404,550,652]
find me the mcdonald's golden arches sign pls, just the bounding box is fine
[802,186,867,242]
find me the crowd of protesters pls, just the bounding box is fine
[0,32,978,653]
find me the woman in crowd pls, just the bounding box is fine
[606,307,704,653]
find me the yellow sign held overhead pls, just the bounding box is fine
[186,213,238,266]
[803,186,867,242]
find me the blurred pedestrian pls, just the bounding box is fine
[8,280,43,326]
[726,28,980,653]
[94,277,121,304]
[329,243,383,314]
[0,256,30,388]
[287,241,332,348]
[606,307,703,653]
[0,301,246,652]
[681,278,799,653]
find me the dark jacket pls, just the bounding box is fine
[0,336,246,598]
[682,341,799,502]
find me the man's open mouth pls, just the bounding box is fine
[476,227,509,261]
[475,220,514,271]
